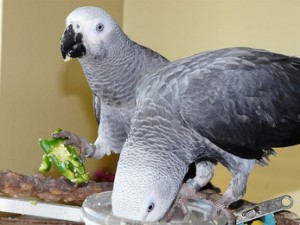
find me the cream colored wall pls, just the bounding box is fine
[0,0,123,177]
[123,0,300,214]
[0,1,2,90]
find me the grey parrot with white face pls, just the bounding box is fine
[57,6,169,158]
[112,47,300,222]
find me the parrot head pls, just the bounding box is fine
[112,145,187,222]
[60,6,126,62]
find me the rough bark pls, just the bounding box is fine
[0,170,113,205]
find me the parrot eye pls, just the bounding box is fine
[147,203,155,213]
[96,23,104,32]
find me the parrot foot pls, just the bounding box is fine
[210,201,236,225]
[52,130,95,160]
[164,179,208,222]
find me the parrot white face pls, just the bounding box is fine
[112,147,186,222]
[61,6,124,61]
[112,170,179,221]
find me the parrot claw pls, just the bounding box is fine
[52,130,95,160]
[210,202,236,225]
[164,179,208,222]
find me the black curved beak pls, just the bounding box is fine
[60,24,86,61]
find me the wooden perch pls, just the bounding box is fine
[0,170,113,205]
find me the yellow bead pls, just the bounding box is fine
[252,220,264,225]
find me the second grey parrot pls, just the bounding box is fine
[56,6,168,158]
[112,47,300,223]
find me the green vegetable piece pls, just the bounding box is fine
[29,200,38,206]
[39,154,52,172]
[38,129,89,185]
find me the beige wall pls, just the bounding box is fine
[124,0,300,59]
[123,0,300,214]
[0,0,299,215]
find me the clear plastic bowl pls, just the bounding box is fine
[81,191,227,225]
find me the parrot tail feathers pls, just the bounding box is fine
[256,147,276,167]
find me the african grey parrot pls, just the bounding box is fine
[112,47,300,223]
[56,6,168,158]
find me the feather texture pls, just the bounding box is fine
[113,47,300,222]
[61,6,169,157]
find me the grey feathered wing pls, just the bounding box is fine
[173,48,300,160]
